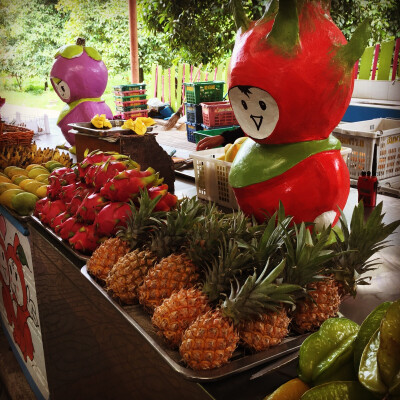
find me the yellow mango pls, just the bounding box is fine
[0,175,12,184]
[0,182,21,194]
[11,175,28,184]
[0,189,25,209]
[26,164,44,172]
[24,181,45,195]
[28,167,50,179]
[36,185,48,199]
[19,179,37,190]
[5,166,28,178]
[35,174,50,184]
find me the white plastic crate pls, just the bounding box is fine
[332,118,400,190]
[190,147,352,210]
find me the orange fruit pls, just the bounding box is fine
[264,377,310,400]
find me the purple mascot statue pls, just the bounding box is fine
[50,38,113,145]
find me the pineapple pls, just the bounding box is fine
[106,249,157,305]
[102,190,166,299]
[179,260,301,370]
[151,287,211,348]
[137,197,205,312]
[282,222,340,333]
[330,201,400,297]
[86,237,130,282]
[151,238,254,348]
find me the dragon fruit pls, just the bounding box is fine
[34,197,50,217]
[75,193,109,222]
[51,211,71,232]
[86,160,132,191]
[77,150,136,180]
[147,185,178,212]
[39,200,67,226]
[94,202,132,236]
[58,217,84,240]
[68,224,100,253]
[59,182,78,203]
[100,167,158,202]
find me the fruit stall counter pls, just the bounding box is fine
[0,186,398,400]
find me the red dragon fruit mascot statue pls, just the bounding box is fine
[50,38,113,146]
[228,0,371,227]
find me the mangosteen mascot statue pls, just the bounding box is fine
[228,0,371,227]
[50,37,113,145]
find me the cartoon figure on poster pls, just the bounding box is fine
[0,215,39,363]
[50,37,113,146]
[0,216,14,327]
[227,0,371,226]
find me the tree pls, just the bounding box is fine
[0,0,66,90]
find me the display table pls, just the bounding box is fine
[0,184,399,400]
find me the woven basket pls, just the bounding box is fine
[0,123,34,147]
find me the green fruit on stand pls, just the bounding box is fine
[377,299,400,394]
[358,329,387,395]
[353,301,392,370]
[5,166,28,178]
[298,318,359,384]
[11,192,39,216]
[0,188,25,209]
[301,381,376,400]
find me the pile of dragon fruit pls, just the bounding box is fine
[34,150,177,254]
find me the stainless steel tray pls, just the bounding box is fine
[68,121,155,137]
[31,216,90,262]
[81,265,309,383]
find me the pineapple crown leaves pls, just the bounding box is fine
[149,196,205,259]
[202,237,255,303]
[282,222,337,287]
[333,201,400,280]
[238,205,293,271]
[116,188,166,250]
[221,258,302,324]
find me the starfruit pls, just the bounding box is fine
[298,318,359,384]
[301,381,375,400]
[377,299,400,395]
[353,301,392,370]
[91,114,112,129]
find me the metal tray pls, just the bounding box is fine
[68,121,155,137]
[31,216,90,262]
[81,265,309,383]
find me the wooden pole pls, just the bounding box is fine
[128,0,139,83]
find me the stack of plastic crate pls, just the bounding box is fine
[183,81,224,143]
[113,83,148,120]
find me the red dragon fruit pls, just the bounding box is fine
[77,150,137,180]
[51,211,70,231]
[59,182,78,203]
[75,193,109,222]
[100,167,158,202]
[147,185,178,212]
[34,197,50,217]
[39,200,67,226]
[58,217,85,240]
[94,202,132,236]
[87,160,133,191]
[69,224,100,253]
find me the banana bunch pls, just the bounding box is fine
[217,137,248,162]
[0,142,73,170]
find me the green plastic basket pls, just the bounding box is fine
[113,83,146,92]
[194,126,239,145]
[184,81,224,104]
